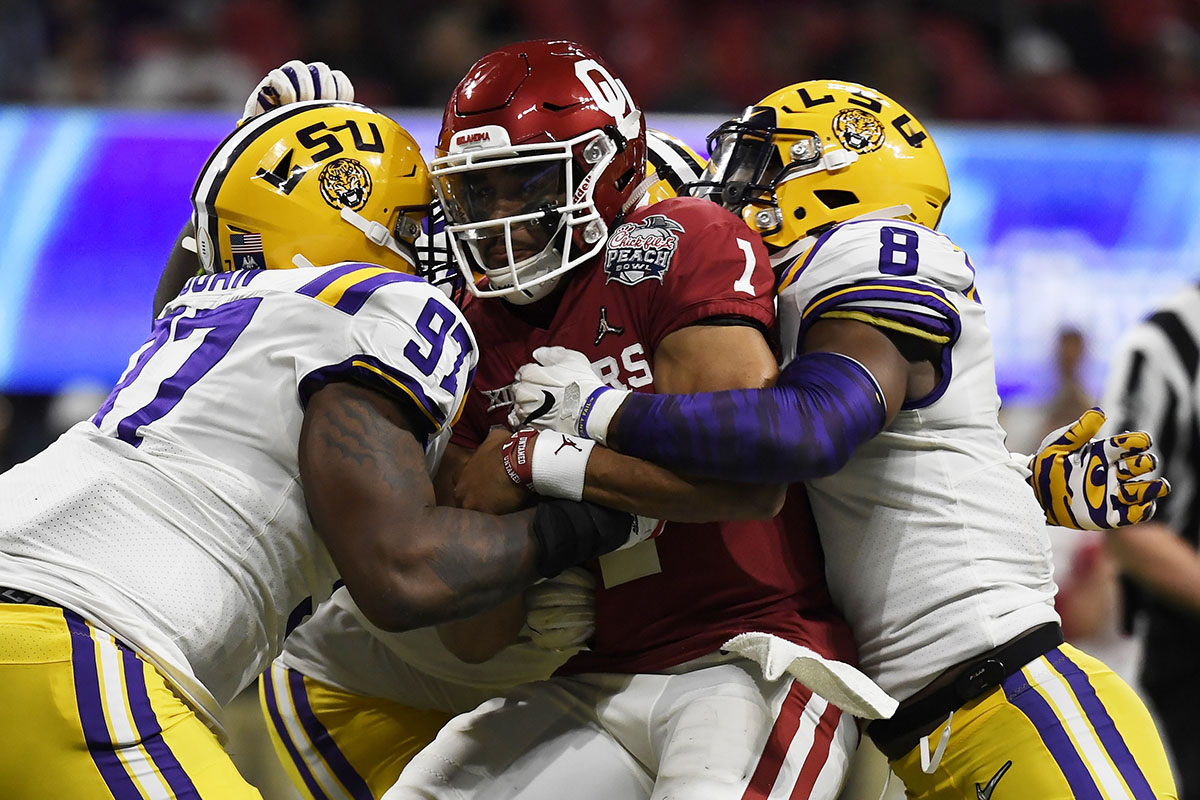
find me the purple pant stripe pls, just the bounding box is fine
[261,669,332,800]
[1045,648,1157,799]
[120,646,202,798]
[286,667,373,799]
[1002,667,1105,800]
[64,610,143,798]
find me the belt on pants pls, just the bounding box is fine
[866,622,1064,761]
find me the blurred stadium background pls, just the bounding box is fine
[1,0,1196,795]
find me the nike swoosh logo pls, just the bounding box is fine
[520,391,556,427]
[976,760,1012,800]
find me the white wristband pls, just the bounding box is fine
[531,431,596,501]
[579,387,628,446]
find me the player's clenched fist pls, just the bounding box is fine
[509,346,626,444]
[242,60,354,122]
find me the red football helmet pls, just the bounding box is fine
[432,39,647,303]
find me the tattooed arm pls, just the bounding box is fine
[300,380,544,632]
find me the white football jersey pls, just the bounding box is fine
[777,217,1059,701]
[0,263,475,722]
[280,588,572,715]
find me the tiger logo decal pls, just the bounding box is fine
[832,108,885,153]
[319,157,373,211]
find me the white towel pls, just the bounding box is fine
[723,632,898,720]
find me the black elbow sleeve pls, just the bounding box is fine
[531,500,632,578]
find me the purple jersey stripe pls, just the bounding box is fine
[64,610,143,798]
[798,279,961,411]
[286,665,374,799]
[1002,668,1105,800]
[261,668,333,800]
[1044,648,1157,799]
[775,224,843,292]
[799,280,960,341]
[92,309,183,428]
[119,646,202,798]
[299,355,446,430]
[331,270,422,315]
[296,263,375,299]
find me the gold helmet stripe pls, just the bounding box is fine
[192,100,363,272]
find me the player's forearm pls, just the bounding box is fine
[607,351,887,483]
[1106,521,1200,617]
[303,382,632,632]
[154,220,199,318]
[581,445,785,522]
[338,504,543,632]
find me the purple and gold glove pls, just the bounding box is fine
[1029,407,1170,530]
[241,60,354,123]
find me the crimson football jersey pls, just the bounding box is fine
[452,197,856,674]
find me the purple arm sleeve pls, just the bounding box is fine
[608,351,887,483]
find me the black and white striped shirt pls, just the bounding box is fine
[1102,282,1200,680]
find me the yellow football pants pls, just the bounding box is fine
[259,661,452,800]
[890,644,1177,799]
[0,603,261,798]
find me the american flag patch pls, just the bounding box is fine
[230,232,263,253]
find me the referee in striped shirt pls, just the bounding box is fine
[1103,285,1200,798]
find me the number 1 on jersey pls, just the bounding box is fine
[733,239,757,296]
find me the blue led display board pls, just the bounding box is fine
[0,107,1193,407]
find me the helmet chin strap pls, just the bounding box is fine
[624,173,659,212]
[339,206,417,268]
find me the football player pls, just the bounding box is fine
[381,40,872,800]
[509,80,1178,798]
[254,127,714,800]
[0,100,640,797]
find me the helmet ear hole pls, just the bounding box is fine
[793,206,806,220]
[813,189,858,209]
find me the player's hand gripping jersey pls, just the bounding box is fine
[0,264,475,721]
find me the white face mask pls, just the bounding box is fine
[432,127,619,302]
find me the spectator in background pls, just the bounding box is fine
[1102,283,1200,797]
[1040,326,1094,436]
[116,6,256,109]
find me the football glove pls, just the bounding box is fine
[241,60,353,123]
[1029,407,1170,530]
[509,346,627,444]
[524,567,595,651]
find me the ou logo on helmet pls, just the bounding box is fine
[575,59,637,125]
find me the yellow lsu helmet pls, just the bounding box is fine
[191,100,433,274]
[642,128,707,204]
[688,80,950,264]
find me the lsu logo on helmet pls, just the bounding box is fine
[686,79,950,269]
[831,108,885,153]
[191,100,433,274]
[318,157,373,211]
